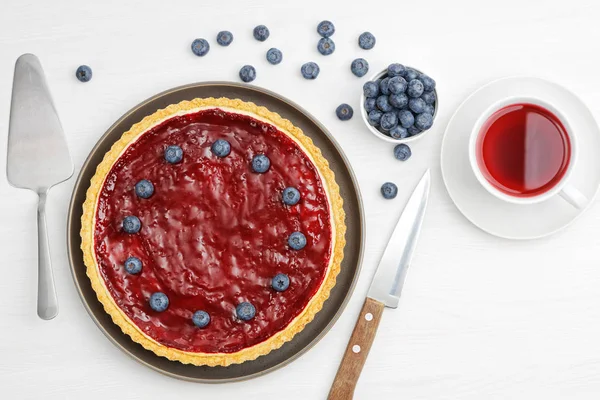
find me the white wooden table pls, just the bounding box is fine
[2,0,600,398]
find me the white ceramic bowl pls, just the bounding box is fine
[360,67,438,143]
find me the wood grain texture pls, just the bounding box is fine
[328,297,385,400]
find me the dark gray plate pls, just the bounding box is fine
[67,82,364,382]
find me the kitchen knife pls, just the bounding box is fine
[328,169,431,399]
[6,54,74,320]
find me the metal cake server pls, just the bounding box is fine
[7,54,73,320]
[328,169,431,399]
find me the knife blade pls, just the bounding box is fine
[6,54,73,320]
[367,169,431,308]
[328,169,431,400]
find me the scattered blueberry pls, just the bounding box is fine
[404,68,419,81]
[380,112,398,131]
[272,273,290,292]
[266,48,283,65]
[381,182,398,199]
[364,98,376,112]
[358,32,376,50]
[407,79,424,98]
[253,25,270,41]
[421,91,436,105]
[398,110,415,129]
[211,139,231,157]
[379,77,391,95]
[409,98,426,114]
[363,81,379,98]
[394,143,412,161]
[192,310,210,328]
[301,62,320,79]
[122,216,141,234]
[239,65,256,83]
[288,231,307,250]
[236,302,256,321]
[389,126,409,139]
[191,38,210,56]
[216,31,233,46]
[317,20,335,38]
[389,93,408,109]
[282,187,301,205]
[135,180,154,199]
[419,74,436,92]
[408,126,422,136]
[317,38,335,55]
[149,292,169,312]
[423,104,435,115]
[164,145,183,164]
[351,58,369,77]
[387,63,406,77]
[75,65,92,82]
[415,112,434,130]
[368,109,383,126]
[376,95,393,112]
[124,257,142,275]
[336,103,354,121]
[388,76,408,95]
[252,154,270,173]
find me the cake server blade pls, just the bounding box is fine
[7,54,74,320]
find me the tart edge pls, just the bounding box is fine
[80,97,346,367]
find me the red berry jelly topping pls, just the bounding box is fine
[94,108,332,353]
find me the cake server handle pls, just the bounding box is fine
[37,190,59,320]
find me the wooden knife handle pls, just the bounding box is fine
[328,297,385,400]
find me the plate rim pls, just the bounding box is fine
[66,81,365,382]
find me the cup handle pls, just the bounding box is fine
[559,184,587,209]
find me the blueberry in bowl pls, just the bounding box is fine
[359,63,437,143]
[389,93,408,109]
[363,81,379,98]
[364,97,376,112]
[379,112,398,131]
[398,110,415,129]
[376,95,393,113]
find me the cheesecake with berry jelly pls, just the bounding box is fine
[80,98,345,366]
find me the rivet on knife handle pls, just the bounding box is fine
[328,297,385,400]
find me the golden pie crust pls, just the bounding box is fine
[80,97,346,366]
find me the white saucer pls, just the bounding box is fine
[441,77,600,240]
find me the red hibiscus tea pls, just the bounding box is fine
[476,103,571,197]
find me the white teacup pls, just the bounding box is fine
[468,97,587,209]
